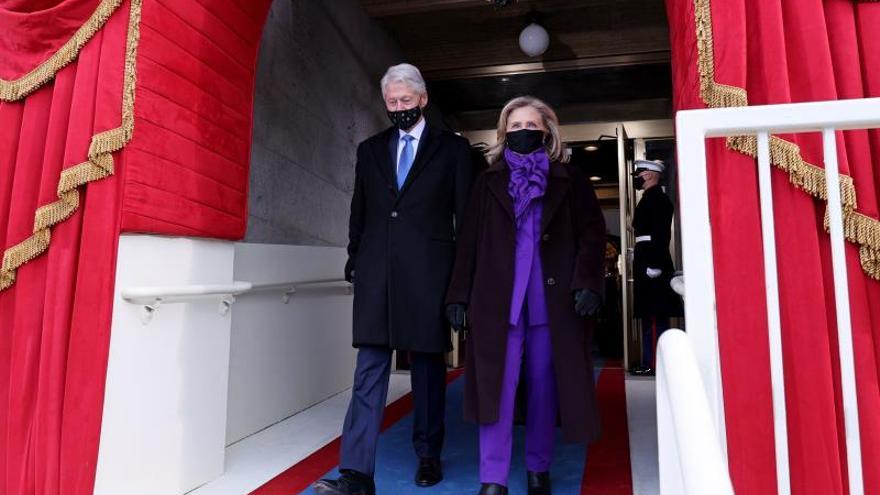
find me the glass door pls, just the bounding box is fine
[617,124,639,370]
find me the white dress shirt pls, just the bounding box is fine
[396,117,426,173]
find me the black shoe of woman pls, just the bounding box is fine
[478,482,508,495]
[527,471,551,494]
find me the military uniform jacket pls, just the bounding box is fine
[632,186,683,318]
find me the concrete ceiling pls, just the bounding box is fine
[361,0,673,129]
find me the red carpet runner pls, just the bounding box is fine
[581,366,634,494]
[251,367,633,494]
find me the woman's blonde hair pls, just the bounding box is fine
[486,96,569,164]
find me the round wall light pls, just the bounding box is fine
[519,22,550,57]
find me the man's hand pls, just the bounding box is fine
[646,267,662,279]
[445,303,468,333]
[573,289,601,317]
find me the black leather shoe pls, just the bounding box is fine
[313,469,376,495]
[415,457,443,487]
[527,471,552,494]
[478,483,508,495]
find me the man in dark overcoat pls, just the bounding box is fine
[313,63,472,495]
[631,159,682,376]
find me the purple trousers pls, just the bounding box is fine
[479,317,558,485]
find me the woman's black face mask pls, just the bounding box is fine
[505,129,545,154]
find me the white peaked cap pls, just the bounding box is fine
[634,159,666,174]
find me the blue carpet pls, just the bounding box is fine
[301,363,604,495]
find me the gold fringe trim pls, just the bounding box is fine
[0,0,141,291]
[694,0,880,280]
[0,0,125,102]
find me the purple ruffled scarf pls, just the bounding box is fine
[504,147,550,227]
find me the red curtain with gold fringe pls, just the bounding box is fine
[666,0,880,493]
[0,0,272,492]
[0,2,133,493]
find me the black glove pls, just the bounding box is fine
[573,289,601,317]
[445,303,468,333]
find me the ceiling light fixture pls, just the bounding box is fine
[584,145,599,151]
[589,176,602,182]
[519,22,550,57]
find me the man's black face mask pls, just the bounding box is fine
[387,106,422,130]
[633,175,646,190]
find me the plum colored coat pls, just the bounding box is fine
[446,159,606,442]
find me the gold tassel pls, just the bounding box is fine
[0,0,141,292]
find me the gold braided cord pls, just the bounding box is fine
[727,135,858,211]
[0,0,125,102]
[0,0,141,291]
[694,0,880,280]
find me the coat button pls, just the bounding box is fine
[390,211,398,218]
[546,277,556,286]
[542,234,550,241]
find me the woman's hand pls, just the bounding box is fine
[445,303,468,334]
[573,289,601,317]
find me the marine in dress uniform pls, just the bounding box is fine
[631,159,682,376]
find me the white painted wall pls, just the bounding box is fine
[95,236,235,495]
[226,243,355,445]
[94,238,356,494]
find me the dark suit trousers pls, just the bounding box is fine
[339,346,447,475]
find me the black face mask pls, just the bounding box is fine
[633,176,646,190]
[505,129,545,155]
[387,106,423,130]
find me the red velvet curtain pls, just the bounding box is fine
[0,0,273,492]
[666,0,880,493]
[0,1,130,493]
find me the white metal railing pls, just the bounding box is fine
[121,278,351,323]
[671,97,880,495]
[657,329,734,494]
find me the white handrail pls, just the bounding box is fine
[675,97,880,495]
[250,278,349,291]
[249,278,351,302]
[121,282,254,305]
[656,329,734,495]
[121,278,351,323]
[756,131,791,495]
[823,127,864,491]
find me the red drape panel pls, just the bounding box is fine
[118,0,272,239]
[0,1,272,492]
[0,0,104,80]
[666,0,880,493]
[0,2,128,494]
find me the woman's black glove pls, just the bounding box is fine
[573,289,601,317]
[445,303,468,333]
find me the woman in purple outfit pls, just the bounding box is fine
[445,96,606,495]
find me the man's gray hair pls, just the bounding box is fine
[381,63,427,97]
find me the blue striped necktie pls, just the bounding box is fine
[397,134,415,189]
